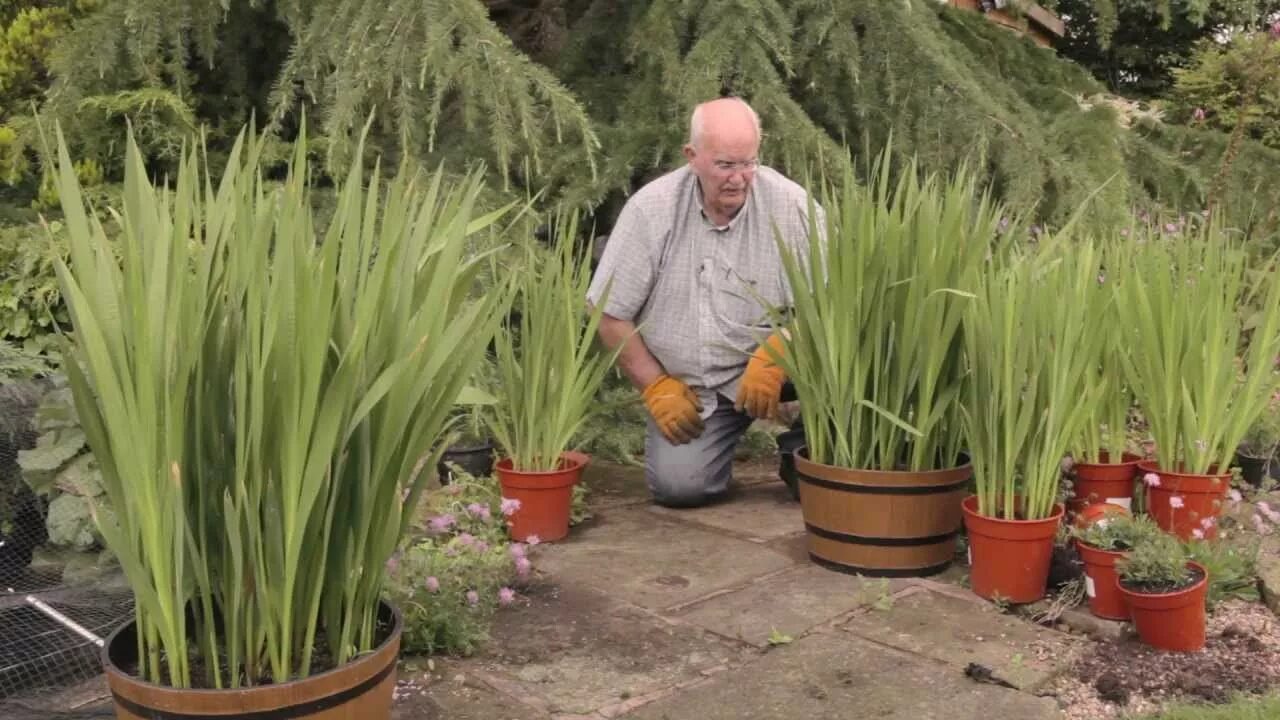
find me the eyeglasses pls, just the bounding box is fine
[712,159,760,173]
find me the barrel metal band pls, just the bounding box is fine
[808,553,952,578]
[798,474,967,495]
[805,523,958,547]
[109,657,395,720]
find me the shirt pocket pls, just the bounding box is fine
[712,267,783,332]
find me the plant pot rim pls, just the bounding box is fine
[496,453,587,476]
[102,599,403,695]
[445,440,495,453]
[1136,460,1230,481]
[1117,561,1208,599]
[1074,538,1128,558]
[795,446,972,475]
[1073,451,1145,469]
[1235,451,1271,461]
[962,494,1065,524]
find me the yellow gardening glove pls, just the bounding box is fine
[735,333,786,419]
[642,375,705,445]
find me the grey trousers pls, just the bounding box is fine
[645,393,753,508]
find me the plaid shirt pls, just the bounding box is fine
[587,165,822,417]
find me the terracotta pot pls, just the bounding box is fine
[1075,540,1130,620]
[496,453,586,542]
[1137,461,1229,540]
[1069,452,1142,513]
[103,601,401,720]
[961,496,1064,604]
[794,450,970,577]
[1117,561,1208,652]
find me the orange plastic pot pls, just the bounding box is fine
[961,496,1064,604]
[496,453,585,542]
[1117,561,1208,652]
[1070,452,1142,513]
[1073,501,1131,530]
[1137,461,1229,540]
[1075,540,1130,620]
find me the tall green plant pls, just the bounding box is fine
[1112,222,1280,474]
[51,124,509,688]
[1075,237,1136,463]
[487,220,619,472]
[962,237,1109,520]
[773,158,1001,471]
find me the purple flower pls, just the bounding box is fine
[1271,20,1280,39]
[466,590,479,606]
[498,587,516,606]
[425,576,440,593]
[1201,517,1215,529]
[1169,495,1185,509]
[1192,528,1205,540]
[516,556,532,578]
[1143,472,1161,488]
[466,502,491,521]
[500,497,522,517]
[428,514,456,533]
[474,540,489,553]
[457,532,476,547]
[509,543,527,559]
[385,554,400,575]
[526,534,541,546]
[1164,222,1178,233]
[1192,107,1206,122]
[1229,488,1243,503]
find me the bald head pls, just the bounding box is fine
[682,97,763,226]
[688,97,761,149]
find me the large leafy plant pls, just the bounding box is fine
[51,125,509,688]
[487,218,618,472]
[773,159,1003,471]
[1112,222,1280,474]
[1074,237,1135,464]
[962,236,1109,520]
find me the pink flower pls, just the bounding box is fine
[1192,107,1206,122]
[525,534,541,546]
[1164,222,1178,233]
[1201,517,1216,529]
[500,497,522,516]
[498,587,516,606]
[1271,20,1280,39]
[1192,528,1205,539]
[428,514,456,533]
[1254,514,1271,534]
[1143,472,1161,488]
[466,502,491,521]
[516,556,532,578]
[457,532,476,547]
[425,576,440,592]
[466,590,479,606]
[385,555,400,575]
[474,540,489,553]
[1229,488,1243,503]
[1169,495,1185,509]
[510,543,527,559]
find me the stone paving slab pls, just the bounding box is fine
[392,662,552,720]
[581,461,652,509]
[1260,535,1280,615]
[467,582,739,716]
[620,631,1063,720]
[665,564,913,647]
[534,507,797,610]
[647,480,803,542]
[839,587,1080,691]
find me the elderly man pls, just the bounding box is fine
[586,97,822,508]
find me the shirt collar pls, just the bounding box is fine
[691,170,751,232]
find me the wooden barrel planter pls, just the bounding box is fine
[794,449,971,577]
[102,602,402,720]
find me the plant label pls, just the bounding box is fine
[1106,497,1131,511]
[1085,574,1096,598]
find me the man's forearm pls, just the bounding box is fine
[597,313,666,391]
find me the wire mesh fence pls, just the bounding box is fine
[1,379,133,718]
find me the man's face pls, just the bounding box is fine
[683,127,760,221]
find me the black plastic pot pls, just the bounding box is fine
[437,442,496,484]
[776,427,805,501]
[1235,452,1270,488]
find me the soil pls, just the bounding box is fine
[1118,566,1205,596]
[1050,601,1280,720]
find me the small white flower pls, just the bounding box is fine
[1143,472,1161,488]
[1192,529,1205,540]
[1169,495,1185,509]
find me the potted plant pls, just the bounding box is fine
[487,218,620,543]
[50,128,507,718]
[1115,527,1209,652]
[1068,254,1143,514]
[960,234,1108,603]
[773,158,1000,577]
[1234,386,1278,487]
[438,390,498,485]
[1072,513,1162,620]
[1112,224,1280,539]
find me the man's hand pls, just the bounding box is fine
[642,375,705,445]
[735,333,786,419]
